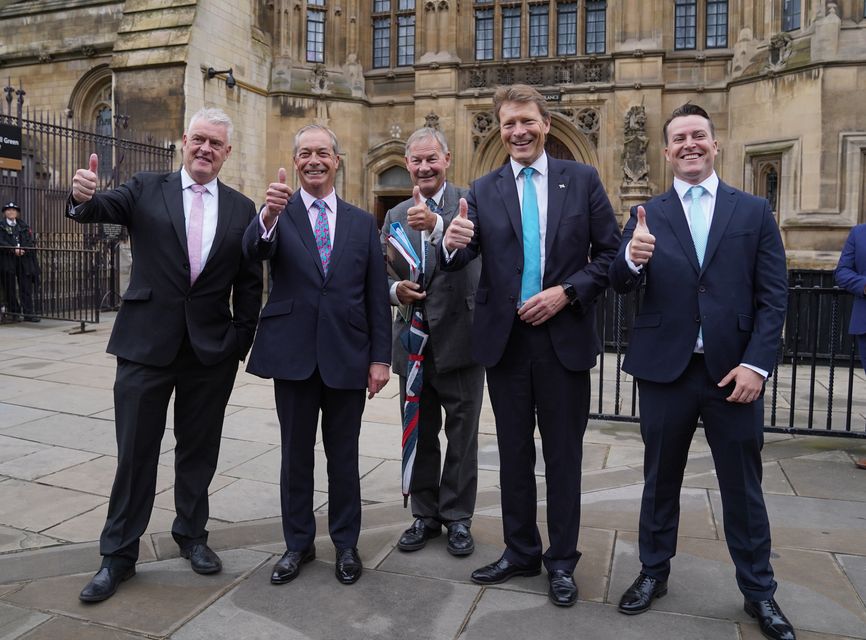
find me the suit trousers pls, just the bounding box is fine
[485,317,589,573]
[273,372,366,551]
[100,335,238,569]
[636,354,777,601]
[400,341,485,528]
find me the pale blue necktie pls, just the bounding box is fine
[520,167,541,304]
[689,185,708,266]
[689,185,707,344]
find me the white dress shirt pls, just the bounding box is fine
[180,167,219,268]
[511,153,549,276]
[259,188,337,245]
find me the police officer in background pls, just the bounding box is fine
[0,201,40,322]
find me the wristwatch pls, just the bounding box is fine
[561,282,577,305]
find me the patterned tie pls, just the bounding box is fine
[187,183,206,284]
[422,198,441,287]
[313,199,331,274]
[520,167,541,304]
[689,185,708,266]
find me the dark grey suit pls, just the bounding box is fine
[381,183,484,527]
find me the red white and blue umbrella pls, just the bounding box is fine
[400,307,428,506]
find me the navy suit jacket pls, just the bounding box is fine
[441,157,621,371]
[835,223,866,335]
[609,181,788,384]
[243,192,391,389]
[66,171,262,367]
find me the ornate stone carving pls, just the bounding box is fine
[621,105,649,187]
[575,107,600,146]
[496,67,514,85]
[469,68,486,88]
[310,65,330,94]
[471,111,495,149]
[424,111,440,129]
[768,32,793,70]
[81,46,96,57]
[525,65,544,85]
[389,122,402,139]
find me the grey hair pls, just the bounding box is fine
[188,107,234,142]
[405,127,449,156]
[293,124,341,156]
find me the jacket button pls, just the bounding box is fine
[698,285,706,293]
[509,295,516,302]
[516,267,522,273]
[322,290,327,296]
[183,264,190,270]
[694,315,700,322]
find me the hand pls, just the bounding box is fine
[628,206,655,266]
[264,167,292,230]
[72,153,99,203]
[14,248,24,257]
[718,365,764,403]
[395,280,426,305]
[443,198,473,252]
[406,186,437,232]
[367,363,390,399]
[517,286,569,326]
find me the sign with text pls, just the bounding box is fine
[0,124,22,171]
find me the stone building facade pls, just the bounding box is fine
[1,0,864,267]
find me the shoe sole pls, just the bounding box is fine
[336,569,362,585]
[549,593,578,608]
[271,552,316,585]
[617,588,668,615]
[446,543,475,557]
[78,568,136,603]
[471,568,541,585]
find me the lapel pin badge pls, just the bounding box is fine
[558,184,566,189]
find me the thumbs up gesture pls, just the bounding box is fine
[628,206,655,266]
[406,185,436,232]
[72,153,99,203]
[443,197,474,252]
[263,167,292,230]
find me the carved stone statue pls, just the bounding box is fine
[622,105,649,186]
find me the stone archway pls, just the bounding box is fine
[364,139,412,228]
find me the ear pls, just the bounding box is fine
[225,144,232,159]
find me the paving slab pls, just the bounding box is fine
[837,554,866,612]
[16,617,150,639]
[172,558,478,640]
[0,479,106,532]
[709,491,866,556]
[0,434,47,464]
[0,525,58,553]
[207,478,286,522]
[36,364,118,389]
[353,421,403,460]
[779,457,866,501]
[684,460,796,496]
[223,383,277,410]
[8,384,114,416]
[0,404,53,430]
[0,357,81,378]
[2,549,270,637]
[461,588,737,640]
[581,466,645,492]
[0,447,101,482]
[42,504,175,545]
[219,407,282,444]
[0,540,156,584]
[1,414,118,456]
[0,601,50,640]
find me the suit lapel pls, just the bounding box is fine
[206,181,232,265]
[288,195,325,279]
[659,187,701,274]
[544,160,569,257]
[163,172,187,253]
[701,181,736,274]
[495,165,522,244]
[326,198,352,283]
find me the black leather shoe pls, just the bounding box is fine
[397,518,441,552]
[470,556,541,585]
[744,598,796,640]
[548,569,578,607]
[79,566,136,603]
[335,547,363,584]
[271,546,316,584]
[24,316,40,322]
[180,543,222,575]
[446,523,474,556]
[618,573,668,615]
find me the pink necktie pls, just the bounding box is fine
[313,199,331,274]
[188,184,206,284]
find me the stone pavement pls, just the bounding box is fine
[1,315,866,639]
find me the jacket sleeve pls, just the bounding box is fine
[232,198,264,360]
[834,228,866,298]
[609,205,645,294]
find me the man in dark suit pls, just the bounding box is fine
[443,84,621,607]
[69,108,263,602]
[0,201,40,322]
[380,127,484,557]
[609,104,795,640]
[835,223,866,470]
[244,124,390,586]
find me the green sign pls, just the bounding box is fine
[0,124,22,171]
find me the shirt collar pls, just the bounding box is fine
[180,166,218,195]
[674,171,718,201]
[425,182,447,208]
[510,152,548,181]
[5,219,16,226]
[300,188,338,215]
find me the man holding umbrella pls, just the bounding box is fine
[380,127,484,557]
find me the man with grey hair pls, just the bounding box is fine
[380,127,484,557]
[245,123,390,586]
[69,107,262,602]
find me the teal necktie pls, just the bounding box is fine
[689,185,708,265]
[520,167,541,304]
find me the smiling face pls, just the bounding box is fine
[181,118,231,184]
[405,136,451,198]
[664,114,718,185]
[294,128,340,198]
[3,207,18,222]
[498,100,551,167]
